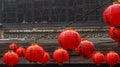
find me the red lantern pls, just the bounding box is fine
[53,48,69,64]
[75,39,94,58]
[16,47,26,57]
[58,29,81,51]
[39,52,50,64]
[103,4,120,27]
[25,43,44,62]
[92,52,104,65]
[105,51,120,66]
[3,50,19,66]
[109,27,120,41]
[9,43,19,52]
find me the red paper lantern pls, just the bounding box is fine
[92,52,104,65]
[39,52,50,64]
[25,43,44,62]
[75,40,94,58]
[53,48,69,64]
[103,4,120,27]
[109,27,120,41]
[9,43,19,52]
[105,51,120,66]
[3,50,19,66]
[16,47,26,57]
[58,29,81,51]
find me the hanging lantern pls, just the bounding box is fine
[39,52,50,64]
[105,51,119,66]
[92,52,104,65]
[3,50,19,67]
[109,27,120,41]
[103,4,120,27]
[75,39,94,58]
[25,43,44,63]
[53,48,69,64]
[58,29,81,51]
[9,43,19,52]
[16,47,26,57]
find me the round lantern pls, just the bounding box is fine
[109,27,120,41]
[75,39,94,58]
[53,48,69,64]
[39,52,50,64]
[16,47,26,57]
[58,29,81,51]
[9,43,19,52]
[92,52,104,65]
[25,43,44,63]
[105,51,119,66]
[3,50,19,66]
[103,4,120,27]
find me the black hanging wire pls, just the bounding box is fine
[23,0,115,46]
[25,0,113,44]
[64,0,113,27]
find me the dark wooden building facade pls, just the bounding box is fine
[0,0,114,28]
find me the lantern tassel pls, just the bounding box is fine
[33,61,38,64]
[110,65,114,67]
[68,50,72,64]
[9,65,13,67]
[42,63,46,66]
[118,41,120,47]
[58,63,63,66]
[96,64,100,66]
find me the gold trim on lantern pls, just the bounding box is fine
[109,51,115,53]
[8,50,14,52]
[113,0,120,4]
[32,43,38,46]
[95,51,101,53]
[64,27,73,30]
[57,47,63,49]
[81,38,88,41]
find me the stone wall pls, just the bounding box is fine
[3,26,109,40]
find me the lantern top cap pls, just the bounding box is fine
[95,51,102,53]
[32,43,38,46]
[81,38,88,41]
[64,27,73,30]
[8,50,14,52]
[58,47,63,49]
[19,46,23,48]
[113,0,120,4]
[109,51,115,53]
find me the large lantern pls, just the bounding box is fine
[39,52,50,64]
[58,29,81,51]
[92,52,104,65]
[75,39,94,58]
[105,51,119,66]
[25,43,44,63]
[16,47,26,57]
[53,48,69,64]
[103,4,120,27]
[109,27,120,41]
[9,43,19,52]
[3,50,19,67]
